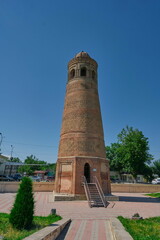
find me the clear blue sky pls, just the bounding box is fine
[0,0,160,163]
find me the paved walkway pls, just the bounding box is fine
[0,192,160,239]
[57,219,114,240]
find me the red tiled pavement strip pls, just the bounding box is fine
[63,219,114,240]
[81,219,93,239]
[65,220,83,240]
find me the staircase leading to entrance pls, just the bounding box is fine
[82,176,108,208]
[87,183,104,207]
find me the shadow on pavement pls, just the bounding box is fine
[118,196,160,203]
[56,222,71,240]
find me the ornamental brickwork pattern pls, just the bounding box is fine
[58,137,106,157]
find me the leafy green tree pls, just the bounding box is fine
[18,155,47,175]
[24,155,46,165]
[152,160,160,177]
[142,164,154,182]
[9,157,21,162]
[18,155,56,176]
[44,163,56,173]
[9,177,34,229]
[106,144,121,171]
[106,126,153,179]
[18,165,33,176]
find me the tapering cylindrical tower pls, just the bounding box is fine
[55,52,111,195]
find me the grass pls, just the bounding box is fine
[0,213,62,240]
[118,216,160,240]
[146,192,160,198]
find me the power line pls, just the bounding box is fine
[3,140,57,148]
[1,143,11,154]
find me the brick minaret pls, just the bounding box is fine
[55,52,111,195]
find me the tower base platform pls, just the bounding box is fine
[51,191,119,202]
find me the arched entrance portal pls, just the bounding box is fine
[84,163,90,183]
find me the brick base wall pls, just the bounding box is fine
[111,183,160,193]
[1,182,159,193]
[0,182,55,193]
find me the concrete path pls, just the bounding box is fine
[0,192,160,239]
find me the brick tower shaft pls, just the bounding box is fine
[55,52,111,195]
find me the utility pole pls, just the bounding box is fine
[9,145,14,176]
[0,133,4,155]
[10,145,14,160]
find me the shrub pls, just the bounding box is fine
[132,213,140,217]
[9,177,34,229]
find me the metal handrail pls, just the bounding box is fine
[82,176,92,208]
[93,176,107,207]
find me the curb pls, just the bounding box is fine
[110,218,133,240]
[23,218,71,240]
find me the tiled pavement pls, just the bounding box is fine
[60,219,114,240]
[0,192,160,239]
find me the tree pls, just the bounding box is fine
[18,165,33,176]
[18,155,47,175]
[18,155,56,176]
[152,160,160,177]
[106,143,121,171]
[106,126,153,179]
[142,165,154,182]
[9,177,34,229]
[9,157,22,163]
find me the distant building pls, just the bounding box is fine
[110,171,147,183]
[0,154,9,163]
[34,171,47,180]
[0,155,23,176]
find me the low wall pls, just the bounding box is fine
[23,218,71,240]
[0,182,55,193]
[0,182,19,193]
[111,183,160,193]
[0,182,160,193]
[33,182,55,192]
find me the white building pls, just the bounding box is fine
[0,155,23,176]
[110,171,147,183]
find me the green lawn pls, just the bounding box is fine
[0,213,62,240]
[118,216,160,240]
[146,192,160,198]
